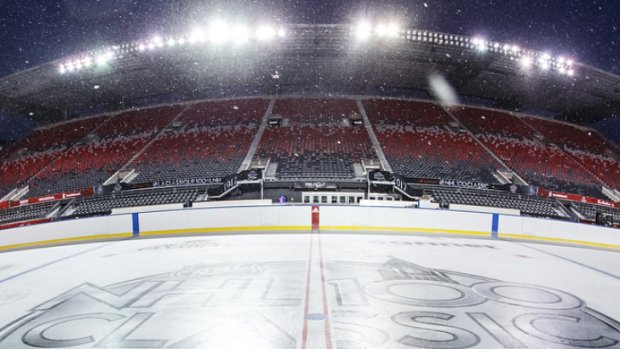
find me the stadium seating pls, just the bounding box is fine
[567,201,620,222]
[93,106,183,139]
[130,99,268,182]
[523,116,616,155]
[255,99,376,179]
[23,105,185,197]
[0,201,58,225]
[523,116,620,190]
[568,150,620,189]
[0,151,60,198]
[27,138,151,197]
[365,99,501,183]
[481,135,602,197]
[365,99,453,127]
[452,106,604,196]
[427,186,563,218]
[450,106,534,140]
[72,188,199,216]
[2,98,619,221]
[1,115,109,159]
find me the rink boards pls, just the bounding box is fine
[1,204,619,251]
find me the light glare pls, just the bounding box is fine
[208,20,229,44]
[256,25,275,41]
[189,27,206,44]
[354,21,372,40]
[520,56,533,69]
[232,24,250,45]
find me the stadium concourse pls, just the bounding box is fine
[0,232,620,348]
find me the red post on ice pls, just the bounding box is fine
[311,206,320,231]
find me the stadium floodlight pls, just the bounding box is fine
[354,21,372,41]
[167,38,176,47]
[83,56,92,67]
[277,27,286,38]
[377,22,400,38]
[472,37,487,52]
[566,59,574,67]
[58,64,66,74]
[520,56,533,69]
[189,27,206,44]
[567,68,575,76]
[66,62,75,72]
[74,60,83,70]
[256,25,276,41]
[96,51,114,66]
[375,24,388,37]
[138,43,146,51]
[207,20,230,44]
[152,35,164,48]
[147,42,156,50]
[178,37,186,45]
[232,24,250,45]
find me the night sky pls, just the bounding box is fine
[0,0,618,77]
[0,0,619,141]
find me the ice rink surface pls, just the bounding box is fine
[1,232,620,348]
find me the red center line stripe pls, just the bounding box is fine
[318,233,334,349]
[300,232,313,349]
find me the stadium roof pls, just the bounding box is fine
[1,24,619,124]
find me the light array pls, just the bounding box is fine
[57,22,287,75]
[403,32,575,77]
[57,22,577,78]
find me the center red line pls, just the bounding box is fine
[300,232,313,349]
[318,232,333,349]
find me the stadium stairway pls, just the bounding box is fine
[238,98,275,172]
[356,99,392,172]
[115,104,192,182]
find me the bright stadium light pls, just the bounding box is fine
[96,51,114,66]
[232,24,250,45]
[152,35,164,48]
[520,56,533,69]
[567,68,575,76]
[167,38,176,47]
[83,56,92,67]
[375,23,387,37]
[472,37,487,52]
[354,21,372,40]
[58,64,66,74]
[277,27,286,38]
[208,20,230,44]
[66,62,74,72]
[386,22,400,38]
[138,43,146,51]
[256,25,276,41]
[189,27,206,44]
[74,60,83,70]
